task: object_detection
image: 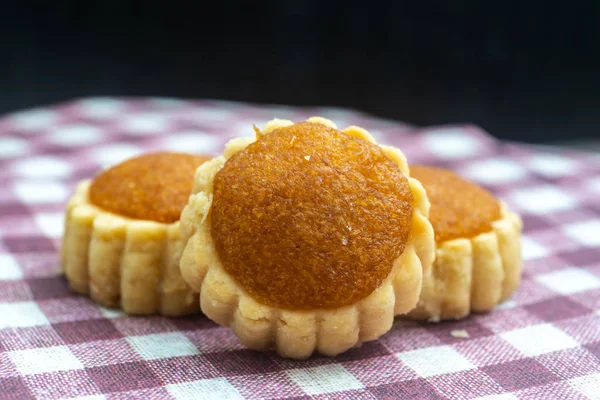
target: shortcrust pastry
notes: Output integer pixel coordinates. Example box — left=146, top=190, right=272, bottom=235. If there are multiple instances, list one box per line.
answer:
left=61, top=152, right=211, bottom=316
left=179, top=117, right=434, bottom=358
left=408, top=165, right=523, bottom=321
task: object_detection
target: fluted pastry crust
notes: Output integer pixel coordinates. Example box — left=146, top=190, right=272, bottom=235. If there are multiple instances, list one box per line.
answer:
left=180, top=117, right=434, bottom=358
left=61, top=181, right=199, bottom=316
left=409, top=202, right=522, bottom=321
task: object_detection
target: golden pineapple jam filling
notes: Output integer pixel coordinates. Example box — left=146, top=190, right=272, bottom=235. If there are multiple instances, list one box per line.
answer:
left=90, top=152, right=212, bottom=223
left=211, top=122, right=414, bottom=310
left=410, top=165, right=500, bottom=243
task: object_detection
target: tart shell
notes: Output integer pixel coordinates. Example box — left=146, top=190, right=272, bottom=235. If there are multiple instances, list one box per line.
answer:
left=408, top=202, right=523, bottom=321
left=61, top=181, right=199, bottom=316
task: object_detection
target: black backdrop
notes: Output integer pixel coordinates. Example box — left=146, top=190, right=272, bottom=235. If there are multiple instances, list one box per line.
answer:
left=2, top=1, right=599, bottom=143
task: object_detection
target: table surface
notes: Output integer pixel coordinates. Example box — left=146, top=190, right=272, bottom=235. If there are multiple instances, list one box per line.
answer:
left=0, top=97, right=599, bottom=400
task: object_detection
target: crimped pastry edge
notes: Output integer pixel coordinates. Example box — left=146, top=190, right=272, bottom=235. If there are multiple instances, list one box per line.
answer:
left=179, top=117, right=435, bottom=359
left=408, top=202, right=523, bottom=321
left=61, top=181, right=199, bottom=316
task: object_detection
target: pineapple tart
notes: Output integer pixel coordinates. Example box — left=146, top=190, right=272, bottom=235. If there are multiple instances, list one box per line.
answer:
left=408, top=165, right=523, bottom=321
left=179, top=117, right=435, bottom=358
left=61, top=152, right=211, bottom=316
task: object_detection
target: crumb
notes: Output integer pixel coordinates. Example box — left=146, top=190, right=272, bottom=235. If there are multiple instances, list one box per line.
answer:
left=290, top=136, right=296, bottom=145
left=304, top=155, right=311, bottom=161
left=450, top=329, right=470, bottom=339
left=200, top=194, right=213, bottom=225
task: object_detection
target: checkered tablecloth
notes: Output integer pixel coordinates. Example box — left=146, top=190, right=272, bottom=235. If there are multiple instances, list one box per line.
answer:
left=0, top=97, right=599, bottom=400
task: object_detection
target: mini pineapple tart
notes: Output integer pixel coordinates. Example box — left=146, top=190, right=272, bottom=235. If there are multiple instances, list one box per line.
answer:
left=408, top=165, right=523, bottom=322
left=61, top=152, right=212, bottom=316
left=179, top=117, right=434, bottom=359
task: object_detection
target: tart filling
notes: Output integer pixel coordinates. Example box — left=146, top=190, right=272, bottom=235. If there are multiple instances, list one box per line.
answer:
left=408, top=165, right=523, bottom=321
left=61, top=152, right=210, bottom=316
left=180, top=117, right=434, bottom=358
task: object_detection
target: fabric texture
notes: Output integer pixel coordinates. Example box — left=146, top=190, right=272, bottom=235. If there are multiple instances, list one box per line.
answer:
left=0, top=97, right=599, bottom=400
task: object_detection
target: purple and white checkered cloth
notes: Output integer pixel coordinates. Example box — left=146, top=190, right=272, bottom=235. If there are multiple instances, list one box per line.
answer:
left=0, top=97, right=599, bottom=399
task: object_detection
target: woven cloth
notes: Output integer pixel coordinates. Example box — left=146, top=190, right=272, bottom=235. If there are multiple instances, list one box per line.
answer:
left=0, top=97, right=599, bottom=400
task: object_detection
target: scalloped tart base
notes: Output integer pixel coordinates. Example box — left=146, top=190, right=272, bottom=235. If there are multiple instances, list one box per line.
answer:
left=408, top=203, right=522, bottom=321
left=61, top=181, right=199, bottom=316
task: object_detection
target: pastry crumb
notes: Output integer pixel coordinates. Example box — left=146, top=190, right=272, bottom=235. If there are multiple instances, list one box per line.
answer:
left=450, top=329, right=470, bottom=339
left=199, top=194, right=213, bottom=225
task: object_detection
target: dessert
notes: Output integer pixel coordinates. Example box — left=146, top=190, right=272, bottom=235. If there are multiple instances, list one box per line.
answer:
left=408, top=165, right=523, bottom=321
left=61, top=152, right=211, bottom=316
left=179, top=117, right=434, bottom=358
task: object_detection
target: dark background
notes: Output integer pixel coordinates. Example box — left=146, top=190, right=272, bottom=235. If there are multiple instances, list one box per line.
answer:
left=2, top=2, right=599, bottom=143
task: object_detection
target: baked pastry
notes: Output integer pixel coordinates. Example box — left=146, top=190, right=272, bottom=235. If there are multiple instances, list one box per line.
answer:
left=179, top=117, right=434, bottom=358
left=61, top=152, right=211, bottom=316
left=408, top=165, right=523, bottom=321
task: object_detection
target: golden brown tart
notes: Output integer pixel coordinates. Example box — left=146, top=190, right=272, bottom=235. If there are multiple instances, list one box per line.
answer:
left=408, top=165, right=523, bottom=321
left=179, top=117, right=435, bottom=358
left=61, top=152, right=211, bottom=316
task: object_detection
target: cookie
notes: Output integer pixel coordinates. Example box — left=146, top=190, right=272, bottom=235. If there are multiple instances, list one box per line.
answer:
left=408, top=165, right=523, bottom=321
left=61, top=152, right=211, bottom=316
left=179, top=118, right=434, bottom=358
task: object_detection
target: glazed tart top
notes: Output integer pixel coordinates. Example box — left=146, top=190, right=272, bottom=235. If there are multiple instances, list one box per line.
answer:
left=90, top=152, right=212, bottom=223
left=410, top=165, right=500, bottom=243
left=211, top=122, right=414, bottom=310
